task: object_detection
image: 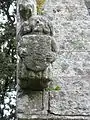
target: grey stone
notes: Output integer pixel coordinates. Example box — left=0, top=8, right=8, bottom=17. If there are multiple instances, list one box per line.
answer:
left=17, top=0, right=57, bottom=90
left=18, top=35, right=56, bottom=72
left=19, top=15, right=54, bottom=36
left=17, top=0, right=90, bottom=119
left=17, top=91, right=49, bottom=119
left=43, top=0, right=90, bottom=116
left=17, top=114, right=90, bottom=120
left=49, top=76, right=90, bottom=115
left=17, top=0, right=37, bottom=35
left=17, top=15, right=57, bottom=90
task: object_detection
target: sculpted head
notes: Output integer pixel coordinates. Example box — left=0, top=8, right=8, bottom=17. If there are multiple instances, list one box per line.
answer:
left=18, top=0, right=37, bottom=20
left=19, top=15, right=53, bottom=37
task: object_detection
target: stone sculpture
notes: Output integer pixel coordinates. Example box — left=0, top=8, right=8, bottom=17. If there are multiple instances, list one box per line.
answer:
left=17, top=2, right=57, bottom=90
left=18, top=0, right=37, bottom=20
left=17, top=0, right=90, bottom=119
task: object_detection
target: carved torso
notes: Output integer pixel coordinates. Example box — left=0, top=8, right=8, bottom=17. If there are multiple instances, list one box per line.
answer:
left=19, top=16, right=57, bottom=72
left=20, top=35, right=54, bottom=71
left=17, top=4, right=57, bottom=90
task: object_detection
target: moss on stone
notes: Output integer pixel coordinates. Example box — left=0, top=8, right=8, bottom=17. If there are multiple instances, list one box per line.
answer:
left=36, top=0, right=45, bottom=14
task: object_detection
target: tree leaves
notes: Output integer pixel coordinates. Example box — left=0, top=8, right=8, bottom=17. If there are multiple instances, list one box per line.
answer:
left=0, top=0, right=16, bottom=119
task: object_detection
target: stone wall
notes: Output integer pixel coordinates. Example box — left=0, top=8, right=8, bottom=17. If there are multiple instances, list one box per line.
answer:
left=17, top=0, right=90, bottom=119
left=85, top=0, right=90, bottom=14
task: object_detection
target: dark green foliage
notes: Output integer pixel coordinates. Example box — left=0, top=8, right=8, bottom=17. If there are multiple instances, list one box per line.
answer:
left=0, top=0, right=16, bottom=119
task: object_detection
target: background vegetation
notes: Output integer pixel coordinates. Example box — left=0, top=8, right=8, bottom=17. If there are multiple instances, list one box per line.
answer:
left=0, top=0, right=16, bottom=119
left=36, top=0, right=45, bottom=14
left=0, top=0, right=46, bottom=119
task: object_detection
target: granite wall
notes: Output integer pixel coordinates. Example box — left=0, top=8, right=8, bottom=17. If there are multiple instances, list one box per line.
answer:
left=17, top=0, right=90, bottom=119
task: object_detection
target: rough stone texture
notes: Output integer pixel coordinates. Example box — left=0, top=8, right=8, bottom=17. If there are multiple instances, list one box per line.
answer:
left=17, top=115, right=90, bottom=120
left=49, top=76, right=90, bottom=115
left=17, top=0, right=90, bottom=119
left=17, top=18, right=56, bottom=89
left=18, top=35, right=56, bottom=89
left=18, top=35, right=56, bottom=72
left=17, top=1, right=57, bottom=90
left=18, top=115, right=90, bottom=120
left=17, top=0, right=37, bottom=34
left=19, top=15, right=54, bottom=36
left=43, top=0, right=90, bottom=117
left=17, top=91, right=49, bottom=120
left=17, top=91, right=45, bottom=114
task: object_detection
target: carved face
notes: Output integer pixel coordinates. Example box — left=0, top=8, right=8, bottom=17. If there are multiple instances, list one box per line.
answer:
left=28, top=16, right=53, bottom=35
left=19, top=4, right=32, bottom=20
left=18, top=0, right=37, bottom=21
left=19, top=15, right=53, bottom=36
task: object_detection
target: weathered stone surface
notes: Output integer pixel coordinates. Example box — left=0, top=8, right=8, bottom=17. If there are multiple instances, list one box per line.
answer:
left=17, top=91, right=49, bottom=119
left=17, top=0, right=90, bottom=119
left=49, top=76, right=90, bottom=115
left=17, top=1, right=57, bottom=90
left=85, top=0, right=90, bottom=15
left=17, top=0, right=37, bottom=34
left=18, top=115, right=90, bottom=120
left=51, top=52, right=90, bottom=77
left=18, top=27, right=56, bottom=89
left=17, top=91, right=43, bottom=114
left=43, top=0, right=90, bottom=117
left=44, top=0, right=90, bottom=21
left=18, top=35, right=56, bottom=72
left=19, top=15, right=54, bottom=36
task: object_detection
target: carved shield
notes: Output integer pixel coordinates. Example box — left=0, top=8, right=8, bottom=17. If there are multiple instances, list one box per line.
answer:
left=19, top=35, right=54, bottom=72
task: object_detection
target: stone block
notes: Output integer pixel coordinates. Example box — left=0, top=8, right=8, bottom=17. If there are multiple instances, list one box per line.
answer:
left=49, top=76, right=90, bottom=115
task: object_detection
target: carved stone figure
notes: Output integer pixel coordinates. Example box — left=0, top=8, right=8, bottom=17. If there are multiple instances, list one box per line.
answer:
left=17, top=0, right=37, bottom=35
left=18, top=0, right=37, bottom=20
left=17, top=3, right=57, bottom=90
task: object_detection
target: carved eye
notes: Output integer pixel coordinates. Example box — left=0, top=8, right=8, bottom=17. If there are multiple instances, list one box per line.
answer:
left=36, top=20, right=40, bottom=24
left=19, top=4, right=32, bottom=20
